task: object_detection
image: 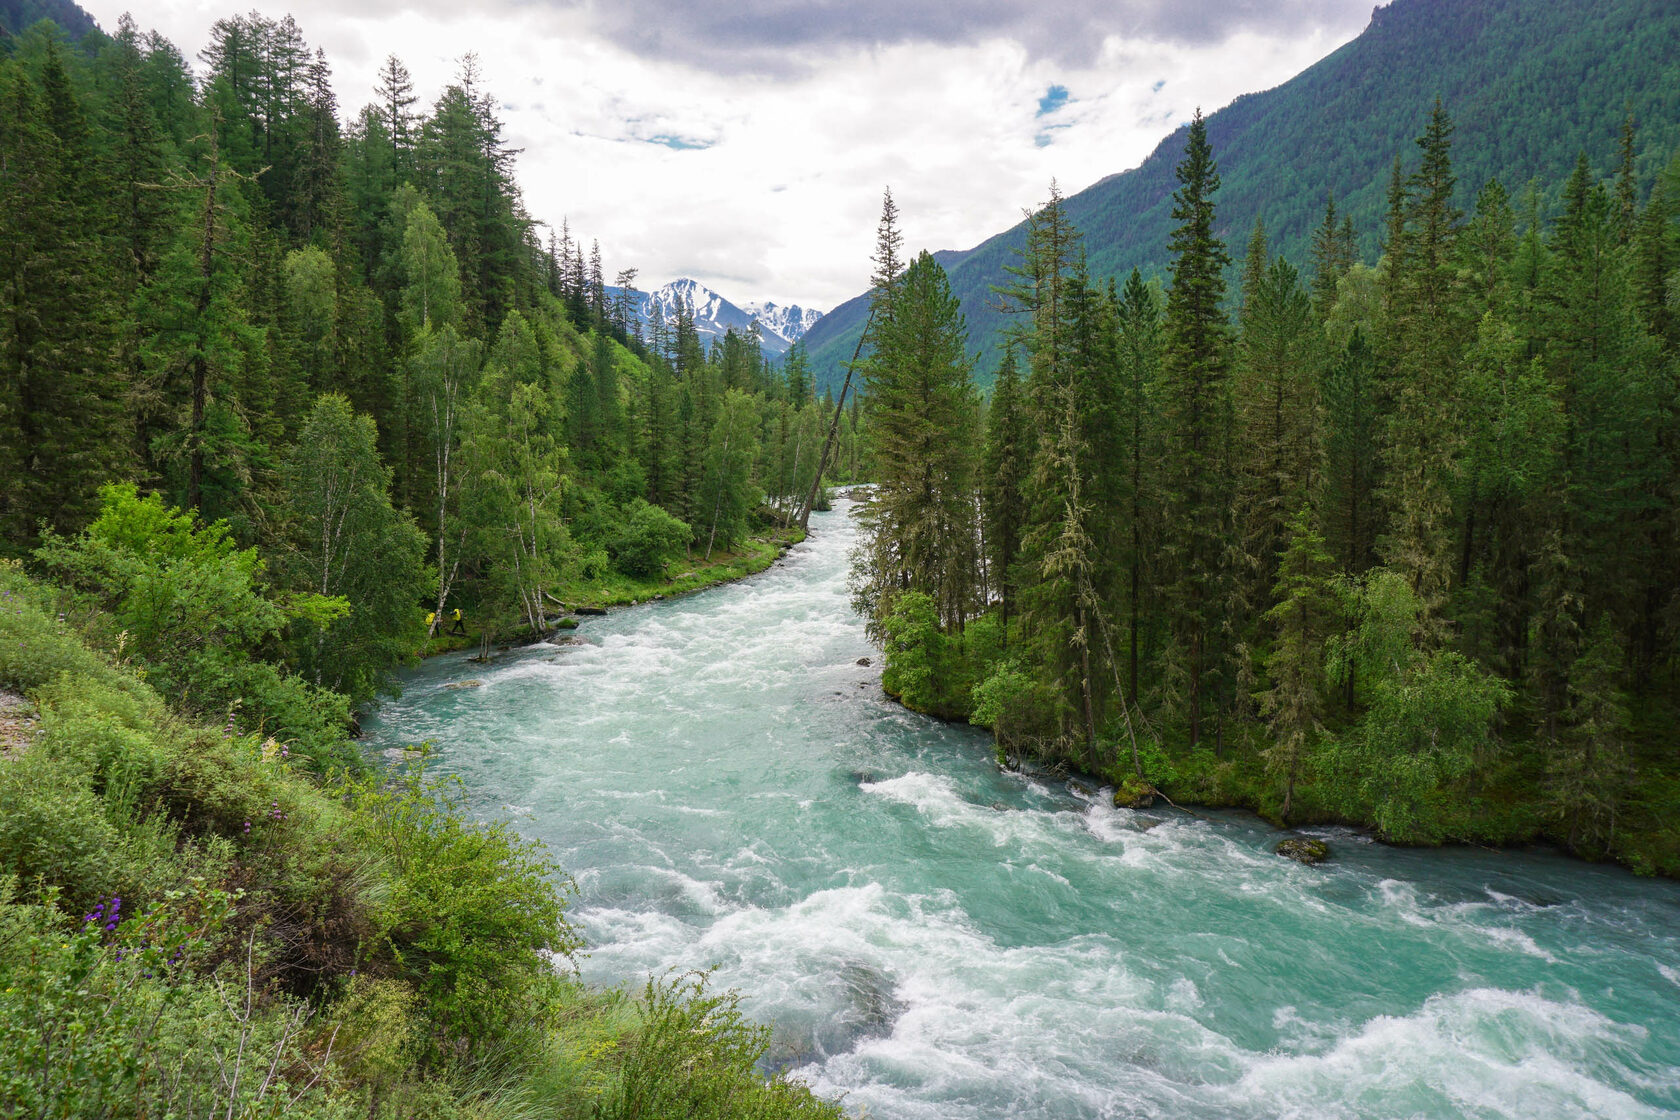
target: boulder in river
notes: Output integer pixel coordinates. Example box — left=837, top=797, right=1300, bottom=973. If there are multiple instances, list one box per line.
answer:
left=1112, top=777, right=1158, bottom=810
left=856, top=657, right=872, bottom=666
left=575, top=606, right=608, bottom=616
left=443, top=679, right=484, bottom=690
left=1276, top=837, right=1331, bottom=864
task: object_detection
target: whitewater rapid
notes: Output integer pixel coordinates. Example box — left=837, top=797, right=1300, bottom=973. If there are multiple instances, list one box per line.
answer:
left=364, top=500, right=1680, bottom=1119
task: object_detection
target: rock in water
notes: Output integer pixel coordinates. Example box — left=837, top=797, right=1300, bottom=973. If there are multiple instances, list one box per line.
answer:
left=1276, top=837, right=1331, bottom=864
left=1112, top=778, right=1157, bottom=809
left=443, top=679, right=484, bottom=690
left=856, top=657, right=872, bottom=666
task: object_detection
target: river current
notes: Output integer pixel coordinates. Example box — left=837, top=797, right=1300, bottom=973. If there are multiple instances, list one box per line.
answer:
left=363, top=499, right=1680, bottom=1119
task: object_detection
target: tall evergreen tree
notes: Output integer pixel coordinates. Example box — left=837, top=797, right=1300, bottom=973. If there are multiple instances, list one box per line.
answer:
left=1159, top=108, right=1235, bottom=750
left=854, top=250, right=982, bottom=634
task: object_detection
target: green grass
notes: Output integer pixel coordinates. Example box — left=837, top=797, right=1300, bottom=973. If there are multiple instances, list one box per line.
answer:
left=556, top=529, right=802, bottom=612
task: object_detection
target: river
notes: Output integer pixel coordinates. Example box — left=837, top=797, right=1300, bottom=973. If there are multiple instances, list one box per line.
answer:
left=362, top=499, right=1680, bottom=1119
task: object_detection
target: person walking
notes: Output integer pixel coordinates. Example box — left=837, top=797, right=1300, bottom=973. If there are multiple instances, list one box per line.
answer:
left=450, top=607, right=466, bottom=636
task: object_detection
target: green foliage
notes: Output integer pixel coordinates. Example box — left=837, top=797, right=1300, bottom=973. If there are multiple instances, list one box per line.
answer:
left=877, top=592, right=1004, bottom=722
left=1256, top=508, right=1339, bottom=820
left=609, top=499, right=691, bottom=578
left=855, top=245, right=982, bottom=635
left=695, top=389, right=763, bottom=559
left=343, top=766, right=582, bottom=1066
left=0, top=879, right=365, bottom=1120
left=34, top=484, right=354, bottom=767
left=1327, top=570, right=1511, bottom=842
left=585, top=972, right=845, bottom=1120
left=280, top=395, right=429, bottom=706
left=971, top=658, right=1059, bottom=763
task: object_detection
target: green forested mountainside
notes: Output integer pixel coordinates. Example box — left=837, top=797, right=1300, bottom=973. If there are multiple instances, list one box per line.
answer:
left=851, top=96, right=1680, bottom=873
left=804, top=0, right=1680, bottom=392
left=0, top=0, right=96, bottom=43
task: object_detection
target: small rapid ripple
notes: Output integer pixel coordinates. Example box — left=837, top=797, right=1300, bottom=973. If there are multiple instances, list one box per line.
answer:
left=364, top=502, right=1680, bottom=1120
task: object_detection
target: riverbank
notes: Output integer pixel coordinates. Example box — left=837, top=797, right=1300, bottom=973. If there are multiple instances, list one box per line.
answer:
left=885, top=676, right=1680, bottom=878
left=421, top=525, right=806, bottom=657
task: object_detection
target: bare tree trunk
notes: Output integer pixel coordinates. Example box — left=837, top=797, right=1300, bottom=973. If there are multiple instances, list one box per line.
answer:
left=799, top=310, right=875, bottom=530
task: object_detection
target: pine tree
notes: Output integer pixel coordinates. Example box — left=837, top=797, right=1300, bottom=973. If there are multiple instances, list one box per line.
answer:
left=854, top=250, right=981, bottom=634
left=1258, top=507, right=1337, bottom=820
left=1376, top=101, right=1469, bottom=635
left=375, top=54, right=418, bottom=189
left=1548, top=615, right=1632, bottom=854
left=1235, top=252, right=1317, bottom=599
left=1159, top=108, right=1235, bottom=750
left=1115, top=270, right=1163, bottom=703
left=1310, top=191, right=1357, bottom=319
left=0, top=56, right=129, bottom=540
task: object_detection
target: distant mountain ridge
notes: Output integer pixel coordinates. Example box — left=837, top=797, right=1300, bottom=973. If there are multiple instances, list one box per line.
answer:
left=801, top=0, right=1680, bottom=393
left=604, top=278, right=823, bottom=356
left=0, top=0, right=100, bottom=43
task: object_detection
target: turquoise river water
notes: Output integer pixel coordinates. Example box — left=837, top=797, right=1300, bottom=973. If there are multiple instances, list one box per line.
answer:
left=363, top=499, right=1680, bottom=1119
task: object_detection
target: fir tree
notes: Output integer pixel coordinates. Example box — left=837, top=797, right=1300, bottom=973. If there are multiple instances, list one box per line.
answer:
left=1159, top=108, right=1235, bottom=750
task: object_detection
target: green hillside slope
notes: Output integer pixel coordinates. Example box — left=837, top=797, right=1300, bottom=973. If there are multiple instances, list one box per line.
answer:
left=804, top=0, right=1680, bottom=393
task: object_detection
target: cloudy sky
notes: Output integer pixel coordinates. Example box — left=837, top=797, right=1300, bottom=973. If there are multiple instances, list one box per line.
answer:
left=83, top=0, right=1378, bottom=311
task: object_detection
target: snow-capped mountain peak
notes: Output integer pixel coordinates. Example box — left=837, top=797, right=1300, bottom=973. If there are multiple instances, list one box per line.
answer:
left=601, top=279, right=824, bottom=356
left=743, top=300, right=825, bottom=348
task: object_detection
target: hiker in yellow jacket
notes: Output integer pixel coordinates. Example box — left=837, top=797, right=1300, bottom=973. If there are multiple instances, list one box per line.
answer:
left=449, top=607, right=466, bottom=635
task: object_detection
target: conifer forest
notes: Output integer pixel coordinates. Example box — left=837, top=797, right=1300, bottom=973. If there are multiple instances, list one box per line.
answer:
left=856, top=105, right=1680, bottom=870
left=3, top=2, right=1680, bottom=1118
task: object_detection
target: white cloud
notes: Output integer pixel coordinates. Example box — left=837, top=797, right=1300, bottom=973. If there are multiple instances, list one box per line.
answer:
left=80, top=1, right=1373, bottom=310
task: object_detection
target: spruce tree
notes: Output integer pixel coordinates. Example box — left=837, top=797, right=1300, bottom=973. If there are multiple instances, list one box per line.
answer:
left=854, top=250, right=981, bottom=634
left=1116, top=270, right=1163, bottom=703
left=1159, top=108, right=1235, bottom=750
left=1258, top=507, right=1337, bottom=820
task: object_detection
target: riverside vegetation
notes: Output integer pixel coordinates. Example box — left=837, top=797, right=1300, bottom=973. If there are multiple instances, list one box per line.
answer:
left=0, top=6, right=858, bottom=1117
left=850, top=105, right=1680, bottom=876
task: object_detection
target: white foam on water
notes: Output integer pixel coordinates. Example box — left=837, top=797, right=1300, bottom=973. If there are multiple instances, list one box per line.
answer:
left=1227, top=987, right=1663, bottom=1120
left=1479, top=924, right=1561, bottom=964
left=861, top=771, right=1088, bottom=850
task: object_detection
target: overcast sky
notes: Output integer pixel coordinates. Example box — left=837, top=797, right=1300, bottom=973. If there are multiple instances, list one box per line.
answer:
left=82, top=0, right=1379, bottom=311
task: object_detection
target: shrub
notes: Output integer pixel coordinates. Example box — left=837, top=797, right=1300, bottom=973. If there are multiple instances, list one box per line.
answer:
left=609, top=500, right=691, bottom=578
left=972, top=659, right=1059, bottom=762
left=0, top=750, right=179, bottom=912
left=344, top=768, right=582, bottom=1066
left=588, top=972, right=844, bottom=1120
